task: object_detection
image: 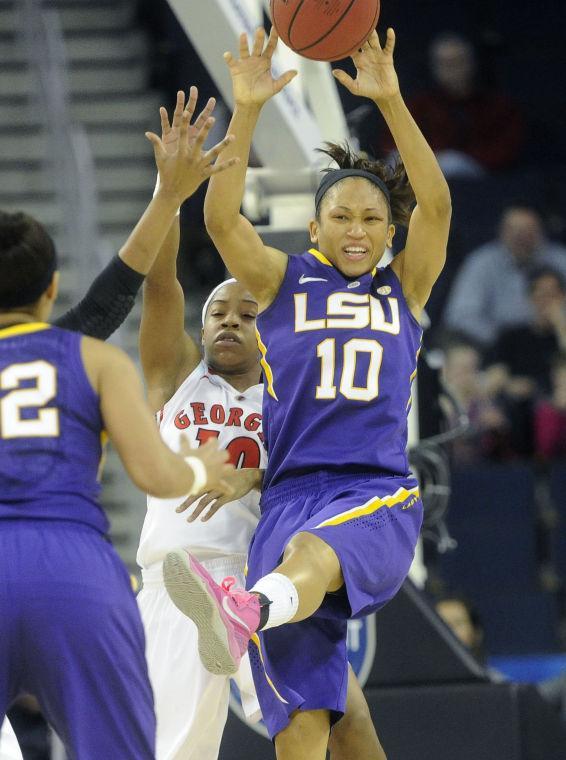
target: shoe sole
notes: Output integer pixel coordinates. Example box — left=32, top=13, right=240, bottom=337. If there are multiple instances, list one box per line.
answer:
left=163, top=551, right=238, bottom=676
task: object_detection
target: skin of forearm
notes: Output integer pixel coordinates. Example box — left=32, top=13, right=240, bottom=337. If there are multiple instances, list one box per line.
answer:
left=145, top=218, right=180, bottom=287
left=118, top=192, right=182, bottom=275
left=146, top=448, right=196, bottom=500
left=377, top=93, right=450, bottom=213
left=204, top=104, right=261, bottom=231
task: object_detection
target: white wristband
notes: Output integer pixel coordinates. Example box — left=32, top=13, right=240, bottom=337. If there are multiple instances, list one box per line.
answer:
left=153, top=174, right=180, bottom=216
left=184, top=456, right=208, bottom=496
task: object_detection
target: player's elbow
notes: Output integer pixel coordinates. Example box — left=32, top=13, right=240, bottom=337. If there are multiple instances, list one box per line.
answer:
left=204, top=206, right=238, bottom=237
left=430, top=185, right=452, bottom=219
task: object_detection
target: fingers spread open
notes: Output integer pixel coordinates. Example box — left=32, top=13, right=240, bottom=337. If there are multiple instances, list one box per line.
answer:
left=368, top=29, right=381, bottom=50
left=190, top=116, right=215, bottom=157
left=252, top=27, right=266, bottom=57
left=192, top=96, right=216, bottom=133
left=187, top=492, right=218, bottom=522
left=202, top=133, right=234, bottom=164
left=264, top=26, right=279, bottom=59
left=332, top=69, right=356, bottom=91
left=183, top=86, right=197, bottom=122
left=273, top=69, right=298, bottom=94
left=384, top=27, right=395, bottom=54
left=159, top=106, right=171, bottom=136
left=239, top=32, right=250, bottom=59
left=201, top=496, right=229, bottom=522
left=207, top=157, right=240, bottom=177
left=145, top=131, right=166, bottom=161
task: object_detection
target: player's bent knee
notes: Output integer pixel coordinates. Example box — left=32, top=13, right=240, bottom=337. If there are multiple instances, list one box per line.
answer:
left=283, top=532, right=343, bottom=590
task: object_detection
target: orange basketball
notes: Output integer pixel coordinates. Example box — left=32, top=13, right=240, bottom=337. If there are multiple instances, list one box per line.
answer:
left=270, top=0, right=380, bottom=62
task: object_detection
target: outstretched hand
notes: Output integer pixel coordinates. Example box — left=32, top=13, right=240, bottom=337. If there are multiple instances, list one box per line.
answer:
left=177, top=467, right=263, bottom=523
left=225, top=27, right=298, bottom=108
left=332, top=28, right=400, bottom=104
left=146, top=88, right=240, bottom=203
left=159, top=87, right=216, bottom=155
left=177, top=435, right=235, bottom=503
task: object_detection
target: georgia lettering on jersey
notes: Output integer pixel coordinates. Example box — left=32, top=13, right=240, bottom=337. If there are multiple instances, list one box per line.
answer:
left=137, top=361, right=266, bottom=569
left=256, top=249, right=422, bottom=489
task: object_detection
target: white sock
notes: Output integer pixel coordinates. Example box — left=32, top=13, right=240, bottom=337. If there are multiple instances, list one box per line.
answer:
left=250, top=573, right=299, bottom=630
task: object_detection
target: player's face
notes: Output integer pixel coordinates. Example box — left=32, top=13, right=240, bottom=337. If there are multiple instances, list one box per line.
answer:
left=309, top=179, right=395, bottom=278
left=202, top=283, right=260, bottom=373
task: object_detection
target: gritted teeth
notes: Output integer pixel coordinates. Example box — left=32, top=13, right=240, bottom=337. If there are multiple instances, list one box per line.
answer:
left=344, top=246, right=368, bottom=253
left=215, top=332, right=240, bottom=343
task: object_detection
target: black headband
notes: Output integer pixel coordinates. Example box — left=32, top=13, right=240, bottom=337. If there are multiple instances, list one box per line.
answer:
left=315, top=169, right=391, bottom=214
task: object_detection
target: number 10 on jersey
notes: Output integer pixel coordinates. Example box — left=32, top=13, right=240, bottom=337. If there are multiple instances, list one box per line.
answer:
left=316, top=338, right=383, bottom=402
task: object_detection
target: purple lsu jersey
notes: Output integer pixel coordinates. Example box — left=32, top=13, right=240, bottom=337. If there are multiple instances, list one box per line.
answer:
left=256, top=249, right=422, bottom=489
left=0, top=322, right=108, bottom=534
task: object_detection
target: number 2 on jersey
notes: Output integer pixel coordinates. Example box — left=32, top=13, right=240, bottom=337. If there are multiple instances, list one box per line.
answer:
left=0, top=360, right=59, bottom=438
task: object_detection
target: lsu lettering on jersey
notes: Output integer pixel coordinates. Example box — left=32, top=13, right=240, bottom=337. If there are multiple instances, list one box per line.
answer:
left=256, top=249, right=422, bottom=489
left=0, top=323, right=107, bottom=533
left=136, top=361, right=266, bottom=569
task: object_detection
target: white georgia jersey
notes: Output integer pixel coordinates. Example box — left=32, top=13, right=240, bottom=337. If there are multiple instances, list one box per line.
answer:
left=137, top=361, right=265, bottom=569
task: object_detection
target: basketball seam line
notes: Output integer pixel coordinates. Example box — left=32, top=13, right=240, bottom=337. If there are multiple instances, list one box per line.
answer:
left=291, top=0, right=357, bottom=53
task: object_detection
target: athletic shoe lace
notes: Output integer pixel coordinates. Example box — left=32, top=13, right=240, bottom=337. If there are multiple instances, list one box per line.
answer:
left=221, top=576, right=252, bottom=609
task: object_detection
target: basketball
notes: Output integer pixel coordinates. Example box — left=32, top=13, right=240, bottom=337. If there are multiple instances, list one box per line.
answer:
left=270, top=0, right=380, bottom=62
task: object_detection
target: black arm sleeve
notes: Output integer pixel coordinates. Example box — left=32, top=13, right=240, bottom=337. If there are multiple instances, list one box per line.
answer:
left=54, top=256, right=145, bottom=340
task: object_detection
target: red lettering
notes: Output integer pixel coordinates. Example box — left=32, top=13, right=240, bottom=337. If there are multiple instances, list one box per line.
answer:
left=195, top=428, right=262, bottom=469
left=174, top=410, right=190, bottom=429
left=196, top=428, right=220, bottom=446
left=226, top=437, right=261, bottom=468
left=190, top=402, right=208, bottom=425
left=226, top=407, right=243, bottom=427
left=244, top=412, right=262, bottom=432
left=210, top=404, right=226, bottom=425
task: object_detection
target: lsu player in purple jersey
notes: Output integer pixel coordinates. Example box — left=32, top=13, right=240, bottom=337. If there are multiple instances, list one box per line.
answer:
left=163, top=26, right=451, bottom=759
left=135, top=92, right=385, bottom=760
left=0, top=110, right=237, bottom=759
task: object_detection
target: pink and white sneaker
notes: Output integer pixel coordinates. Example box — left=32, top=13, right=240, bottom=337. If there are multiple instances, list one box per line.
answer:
left=163, top=550, right=260, bottom=676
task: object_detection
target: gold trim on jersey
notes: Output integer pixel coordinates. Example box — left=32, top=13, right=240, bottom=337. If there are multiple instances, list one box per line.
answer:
left=97, top=430, right=109, bottom=482
left=250, top=632, right=289, bottom=704
left=0, top=322, right=50, bottom=340
left=255, top=327, right=278, bottom=400
left=405, top=340, right=422, bottom=412
left=307, top=248, right=333, bottom=267
left=315, top=486, right=420, bottom=528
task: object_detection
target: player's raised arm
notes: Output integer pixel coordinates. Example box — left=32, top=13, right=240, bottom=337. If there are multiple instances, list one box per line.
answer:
left=139, top=91, right=212, bottom=412
left=81, top=337, right=234, bottom=499
left=333, top=29, right=451, bottom=316
left=126, top=100, right=239, bottom=278
left=204, top=28, right=294, bottom=310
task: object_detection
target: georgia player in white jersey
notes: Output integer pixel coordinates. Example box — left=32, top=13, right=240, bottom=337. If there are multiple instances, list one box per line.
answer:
left=136, top=251, right=264, bottom=758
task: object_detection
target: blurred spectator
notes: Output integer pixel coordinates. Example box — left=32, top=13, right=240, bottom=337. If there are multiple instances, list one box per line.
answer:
left=435, top=592, right=566, bottom=726
left=485, top=268, right=566, bottom=399
left=440, top=337, right=513, bottom=463
left=534, top=354, right=566, bottom=461
left=434, top=593, right=486, bottom=662
left=443, top=206, right=566, bottom=347
left=379, top=33, right=525, bottom=176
